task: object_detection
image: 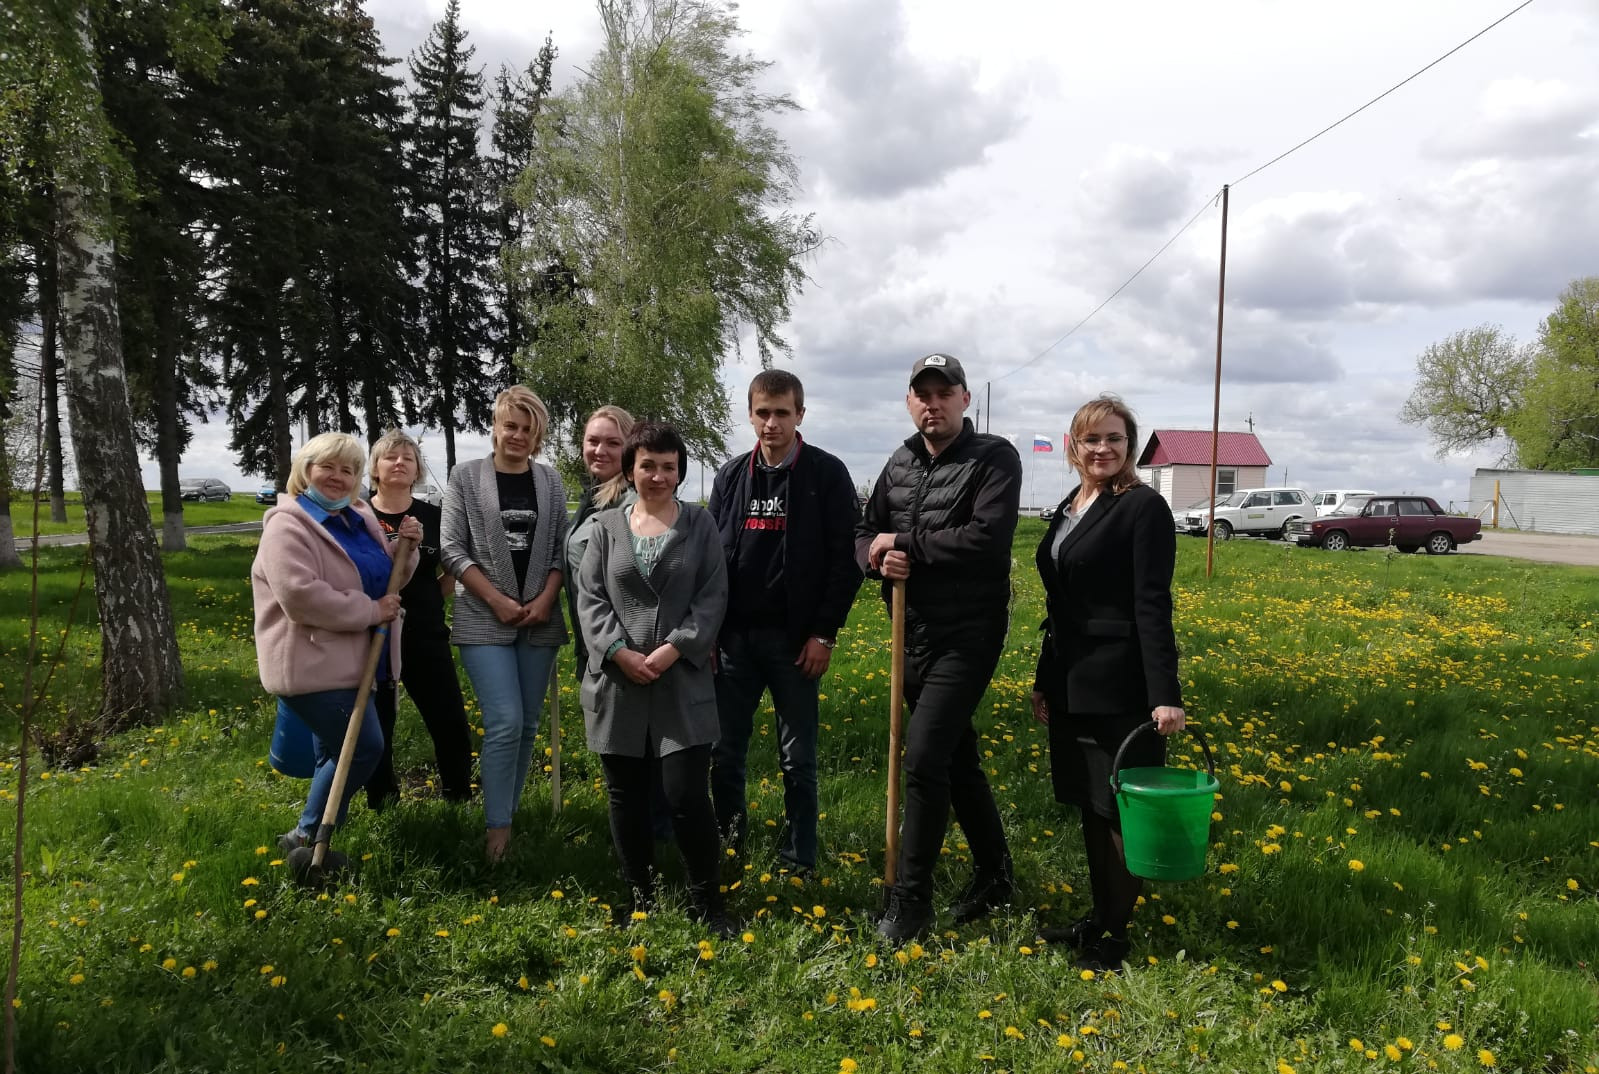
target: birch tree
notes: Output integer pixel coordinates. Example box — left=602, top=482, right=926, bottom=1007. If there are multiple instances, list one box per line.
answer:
left=516, top=0, right=820, bottom=461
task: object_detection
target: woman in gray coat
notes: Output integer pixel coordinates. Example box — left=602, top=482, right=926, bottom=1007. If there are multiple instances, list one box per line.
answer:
left=441, top=386, right=569, bottom=863
left=575, top=422, right=732, bottom=935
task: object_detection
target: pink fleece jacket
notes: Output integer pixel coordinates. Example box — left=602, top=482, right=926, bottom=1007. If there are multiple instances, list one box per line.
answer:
left=251, top=499, right=418, bottom=697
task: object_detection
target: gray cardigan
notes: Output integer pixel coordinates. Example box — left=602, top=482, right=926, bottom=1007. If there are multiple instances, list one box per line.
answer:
left=575, top=503, right=727, bottom=757
left=440, top=456, right=569, bottom=647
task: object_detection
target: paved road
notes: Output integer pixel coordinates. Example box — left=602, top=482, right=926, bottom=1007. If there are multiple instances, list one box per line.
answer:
left=18, top=520, right=1599, bottom=567
left=1457, top=529, right=1599, bottom=568
left=14, top=521, right=263, bottom=551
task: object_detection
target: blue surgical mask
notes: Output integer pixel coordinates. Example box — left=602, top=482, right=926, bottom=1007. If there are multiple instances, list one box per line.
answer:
left=302, top=486, right=352, bottom=513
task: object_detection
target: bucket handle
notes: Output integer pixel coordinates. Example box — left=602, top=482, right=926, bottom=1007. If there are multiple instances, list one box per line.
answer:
left=1110, top=719, right=1216, bottom=795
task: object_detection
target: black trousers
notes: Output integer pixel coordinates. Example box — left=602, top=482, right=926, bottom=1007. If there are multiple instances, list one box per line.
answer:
left=600, top=744, right=719, bottom=894
left=894, top=624, right=1011, bottom=902
left=368, top=631, right=474, bottom=805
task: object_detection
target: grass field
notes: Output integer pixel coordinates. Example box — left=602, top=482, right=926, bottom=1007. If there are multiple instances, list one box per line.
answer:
left=7, top=491, right=267, bottom=538
left=3, top=525, right=1597, bottom=1073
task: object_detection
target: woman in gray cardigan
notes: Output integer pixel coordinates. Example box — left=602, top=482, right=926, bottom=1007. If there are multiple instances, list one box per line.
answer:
left=440, top=386, right=569, bottom=863
left=575, top=423, right=732, bottom=935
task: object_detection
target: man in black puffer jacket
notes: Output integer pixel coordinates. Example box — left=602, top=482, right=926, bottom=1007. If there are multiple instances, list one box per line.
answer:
left=857, top=352, right=1022, bottom=943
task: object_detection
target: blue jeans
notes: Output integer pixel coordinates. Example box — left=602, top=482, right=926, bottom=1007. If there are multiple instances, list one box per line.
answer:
left=458, top=642, right=558, bottom=829
left=281, top=687, right=385, bottom=835
left=711, top=626, right=820, bottom=869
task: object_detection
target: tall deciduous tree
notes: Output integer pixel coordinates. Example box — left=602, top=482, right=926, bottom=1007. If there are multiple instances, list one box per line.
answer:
left=1399, top=324, right=1529, bottom=460
left=406, top=0, right=495, bottom=471
left=1509, top=277, right=1599, bottom=470
left=2, top=0, right=222, bottom=731
left=517, top=0, right=819, bottom=462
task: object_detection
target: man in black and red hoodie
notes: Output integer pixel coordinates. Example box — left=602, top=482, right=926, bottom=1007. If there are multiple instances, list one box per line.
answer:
left=708, top=369, right=863, bottom=875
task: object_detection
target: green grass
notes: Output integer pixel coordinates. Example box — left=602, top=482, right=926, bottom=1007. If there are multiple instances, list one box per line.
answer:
left=7, top=491, right=266, bottom=538
left=3, top=526, right=1598, bottom=1073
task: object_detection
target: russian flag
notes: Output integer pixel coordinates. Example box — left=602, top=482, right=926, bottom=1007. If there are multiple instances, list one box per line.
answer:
left=1032, top=435, right=1053, bottom=453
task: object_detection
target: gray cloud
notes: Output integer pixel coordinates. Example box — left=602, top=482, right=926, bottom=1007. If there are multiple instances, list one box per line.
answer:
left=779, top=0, right=1025, bottom=199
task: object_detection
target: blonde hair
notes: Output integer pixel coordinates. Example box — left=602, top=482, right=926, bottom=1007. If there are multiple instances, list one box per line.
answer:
left=286, top=432, right=367, bottom=497
left=585, top=404, right=636, bottom=509
left=491, top=385, right=550, bottom=458
left=368, top=428, right=427, bottom=491
left=1067, top=394, right=1142, bottom=495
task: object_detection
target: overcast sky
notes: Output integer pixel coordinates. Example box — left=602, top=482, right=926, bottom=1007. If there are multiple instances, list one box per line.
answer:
left=152, top=0, right=1599, bottom=511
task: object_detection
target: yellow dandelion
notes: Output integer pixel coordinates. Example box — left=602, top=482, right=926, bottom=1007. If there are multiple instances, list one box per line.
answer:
left=1444, top=1035, right=1464, bottom=1051
left=1385, top=1044, right=1402, bottom=1061
left=68, top=973, right=85, bottom=986
left=491, top=1023, right=508, bottom=1039
left=1478, top=1049, right=1496, bottom=1067
left=269, top=975, right=286, bottom=988
left=839, top=1060, right=858, bottom=1074
left=1271, top=979, right=1287, bottom=993
left=1348, top=860, right=1365, bottom=872
left=161, top=958, right=177, bottom=971
left=181, top=966, right=196, bottom=979
left=741, top=932, right=755, bottom=943
left=386, top=927, right=401, bottom=938
left=540, top=1036, right=556, bottom=1047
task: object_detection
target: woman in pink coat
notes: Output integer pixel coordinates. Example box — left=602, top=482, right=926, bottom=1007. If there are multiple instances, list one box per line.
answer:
left=252, top=432, right=420, bottom=853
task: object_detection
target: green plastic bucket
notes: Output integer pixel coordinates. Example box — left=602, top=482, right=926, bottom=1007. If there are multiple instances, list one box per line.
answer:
left=1111, top=722, right=1218, bottom=882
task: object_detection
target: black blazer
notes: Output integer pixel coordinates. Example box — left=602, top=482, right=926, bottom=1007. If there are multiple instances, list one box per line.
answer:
left=1033, top=483, right=1182, bottom=716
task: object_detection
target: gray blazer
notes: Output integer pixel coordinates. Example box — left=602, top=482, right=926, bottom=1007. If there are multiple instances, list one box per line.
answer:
left=575, top=503, right=727, bottom=757
left=440, top=456, right=569, bottom=647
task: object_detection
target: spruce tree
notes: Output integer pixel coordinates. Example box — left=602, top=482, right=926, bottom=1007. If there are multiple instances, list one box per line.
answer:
left=486, top=37, right=556, bottom=389
left=97, top=1, right=222, bottom=550
left=406, top=0, right=495, bottom=472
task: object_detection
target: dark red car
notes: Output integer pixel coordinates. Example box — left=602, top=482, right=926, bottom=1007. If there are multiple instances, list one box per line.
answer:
left=1283, top=495, right=1482, bottom=554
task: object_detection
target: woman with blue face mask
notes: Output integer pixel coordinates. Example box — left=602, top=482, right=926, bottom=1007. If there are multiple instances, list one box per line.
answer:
left=252, top=432, right=422, bottom=855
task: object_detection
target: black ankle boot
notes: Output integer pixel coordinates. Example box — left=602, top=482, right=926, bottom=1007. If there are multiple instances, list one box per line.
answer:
left=689, top=884, right=738, bottom=939
left=951, top=860, right=1015, bottom=924
left=610, top=876, right=656, bottom=927
left=876, top=886, right=935, bottom=944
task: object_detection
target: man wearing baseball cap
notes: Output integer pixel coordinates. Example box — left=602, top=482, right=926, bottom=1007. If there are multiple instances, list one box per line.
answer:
left=856, top=352, right=1022, bottom=942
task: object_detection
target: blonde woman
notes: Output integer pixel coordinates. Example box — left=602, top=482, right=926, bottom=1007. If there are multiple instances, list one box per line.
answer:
left=364, top=429, right=473, bottom=806
left=440, top=386, right=570, bottom=862
left=565, top=405, right=636, bottom=672
left=252, top=432, right=420, bottom=853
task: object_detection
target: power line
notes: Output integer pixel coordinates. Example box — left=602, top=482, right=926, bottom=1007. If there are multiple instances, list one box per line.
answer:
left=992, top=192, right=1219, bottom=383
left=1230, top=0, right=1537, bottom=187
left=988, top=0, right=1536, bottom=386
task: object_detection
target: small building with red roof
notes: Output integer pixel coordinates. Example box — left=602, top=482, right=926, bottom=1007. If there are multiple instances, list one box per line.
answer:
left=1134, top=429, right=1272, bottom=510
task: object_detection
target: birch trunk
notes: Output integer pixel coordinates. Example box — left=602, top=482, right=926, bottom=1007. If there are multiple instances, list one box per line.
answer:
left=54, top=13, right=184, bottom=726
left=37, top=237, right=68, bottom=523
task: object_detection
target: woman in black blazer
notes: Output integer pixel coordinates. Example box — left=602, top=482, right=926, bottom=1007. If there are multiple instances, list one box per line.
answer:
left=1031, top=394, right=1186, bottom=972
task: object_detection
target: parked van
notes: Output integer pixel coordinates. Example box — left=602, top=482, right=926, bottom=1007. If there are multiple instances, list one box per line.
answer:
left=1312, top=489, right=1377, bottom=517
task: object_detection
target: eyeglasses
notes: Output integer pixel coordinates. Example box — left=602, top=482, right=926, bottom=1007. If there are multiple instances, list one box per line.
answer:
left=1076, top=434, right=1127, bottom=448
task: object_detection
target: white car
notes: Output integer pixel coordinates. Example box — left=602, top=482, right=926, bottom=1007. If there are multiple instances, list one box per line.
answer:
left=412, top=483, right=442, bottom=506
left=1311, top=489, right=1377, bottom=517
left=1183, top=487, right=1313, bottom=540
left=1173, top=496, right=1223, bottom=535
